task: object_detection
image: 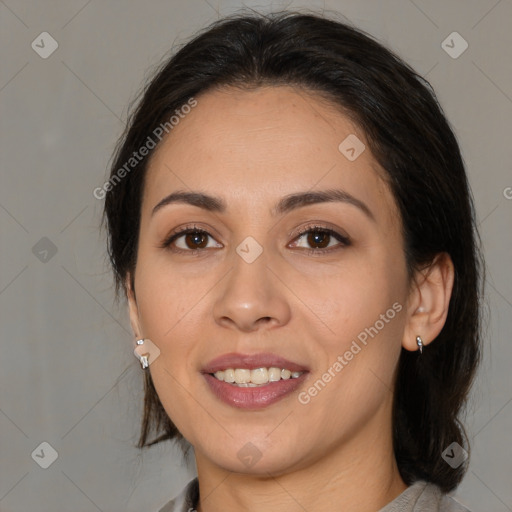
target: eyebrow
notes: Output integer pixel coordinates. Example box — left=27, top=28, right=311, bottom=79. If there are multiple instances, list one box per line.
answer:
left=151, top=188, right=375, bottom=221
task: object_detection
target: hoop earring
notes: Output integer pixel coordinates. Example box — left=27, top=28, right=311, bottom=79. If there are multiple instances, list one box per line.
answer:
left=416, top=336, right=423, bottom=354
left=135, top=339, right=149, bottom=369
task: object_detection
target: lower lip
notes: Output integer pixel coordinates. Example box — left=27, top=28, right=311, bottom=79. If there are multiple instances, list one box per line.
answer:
left=203, top=373, right=307, bottom=409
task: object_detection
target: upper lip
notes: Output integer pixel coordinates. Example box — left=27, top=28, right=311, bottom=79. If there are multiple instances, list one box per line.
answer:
left=202, top=352, right=309, bottom=374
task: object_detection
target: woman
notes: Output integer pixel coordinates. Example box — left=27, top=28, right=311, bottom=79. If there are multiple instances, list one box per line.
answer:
left=103, top=10, right=482, bottom=512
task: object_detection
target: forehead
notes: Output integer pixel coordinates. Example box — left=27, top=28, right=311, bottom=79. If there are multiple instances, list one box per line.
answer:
left=143, top=85, right=398, bottom=225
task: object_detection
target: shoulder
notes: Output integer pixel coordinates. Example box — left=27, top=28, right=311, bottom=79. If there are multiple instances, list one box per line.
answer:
left=379, top=480, right=474, bottom=512
left=439, top=493, right=474, bottom=512
left=157, top=477, right=199, bottom=512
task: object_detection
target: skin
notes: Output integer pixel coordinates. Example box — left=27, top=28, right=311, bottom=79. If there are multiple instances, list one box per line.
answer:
left=127, top=85, right=454, bottom=511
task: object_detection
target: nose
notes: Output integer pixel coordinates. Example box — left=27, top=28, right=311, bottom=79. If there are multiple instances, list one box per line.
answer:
left=212, top=248, right=292, bottom=333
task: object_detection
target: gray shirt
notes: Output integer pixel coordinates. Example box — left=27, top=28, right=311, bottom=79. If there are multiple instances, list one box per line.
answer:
left=157, top=478, right=473, bottom=511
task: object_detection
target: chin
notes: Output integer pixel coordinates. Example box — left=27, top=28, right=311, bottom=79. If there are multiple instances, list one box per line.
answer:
left=194, top=429, right=311, bottom=476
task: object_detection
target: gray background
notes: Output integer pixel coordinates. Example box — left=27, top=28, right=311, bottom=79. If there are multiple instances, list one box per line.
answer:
left=1, top=0, right=511, bottom=511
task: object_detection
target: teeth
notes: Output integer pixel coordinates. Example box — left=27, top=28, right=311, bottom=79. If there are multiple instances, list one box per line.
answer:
left=212, top=367, right=304, bottom=385
left=268, top=367, right=281, bottom=382
left=250, top=368, right=268, bottom=384
left=234, top=369, right=251, bottom=384
left=281, top=369, right=291, bottom=380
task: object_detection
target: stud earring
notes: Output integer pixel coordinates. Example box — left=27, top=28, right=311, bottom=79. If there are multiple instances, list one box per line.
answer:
left=135, top=339, right=149, bottom=369
left=416, top=335, right=423, bottom=354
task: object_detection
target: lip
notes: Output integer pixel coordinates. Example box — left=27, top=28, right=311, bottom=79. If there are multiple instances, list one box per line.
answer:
left=202, top=352, right=308, bottom=374
left=203, top=373, right=307, bottom=409
left=201, top=352, right=309, bottom=410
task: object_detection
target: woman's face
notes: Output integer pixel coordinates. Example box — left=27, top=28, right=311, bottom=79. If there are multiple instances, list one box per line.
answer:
left=129, top=85, right=412, bottom=474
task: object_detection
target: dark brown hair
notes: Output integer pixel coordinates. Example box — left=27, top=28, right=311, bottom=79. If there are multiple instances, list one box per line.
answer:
left=103, top=10, right=483, bottom=492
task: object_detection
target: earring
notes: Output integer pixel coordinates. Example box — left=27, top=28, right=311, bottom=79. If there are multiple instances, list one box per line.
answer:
left=416, top=336, right=423, bottom=354
left=136, top=339, right=149, bottom=369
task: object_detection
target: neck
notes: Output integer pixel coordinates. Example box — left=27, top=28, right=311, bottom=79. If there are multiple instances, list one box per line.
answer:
left=194, top=398, right=408, bottom=512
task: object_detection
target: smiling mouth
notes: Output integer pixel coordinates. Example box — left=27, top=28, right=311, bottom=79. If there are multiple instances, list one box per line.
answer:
left=210, top=367, right=304, bottom=386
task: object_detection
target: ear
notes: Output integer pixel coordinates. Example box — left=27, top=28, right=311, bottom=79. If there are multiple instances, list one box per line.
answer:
left=126, top=273, right=143, bottom=338
left=402, top=252, right=455, bottom=351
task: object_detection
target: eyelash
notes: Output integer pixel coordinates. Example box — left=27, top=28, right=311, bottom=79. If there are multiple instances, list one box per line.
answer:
left=160, top=223, right=351, bottom=256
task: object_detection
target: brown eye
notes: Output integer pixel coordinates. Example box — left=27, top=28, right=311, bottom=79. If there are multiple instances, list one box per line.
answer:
left=306, top=230, right=331, bottom=249
left=182, top=232, right=209, bottom=249
left=290, top=226, right=350, bottom=253
left=161, top=226, right=222, bottom=253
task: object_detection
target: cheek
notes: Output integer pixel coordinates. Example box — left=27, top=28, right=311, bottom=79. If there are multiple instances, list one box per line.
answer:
left=133, top=257, right=212, bottom=424
left=292, top=251, right=407, bottom=407
left=293, top=252, right=404, bottom=341
left=136, top=283, right=196, bottom=366
left=135, top=284, right=200, bottom=435
left=134, top=252, right=201, bottom=340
